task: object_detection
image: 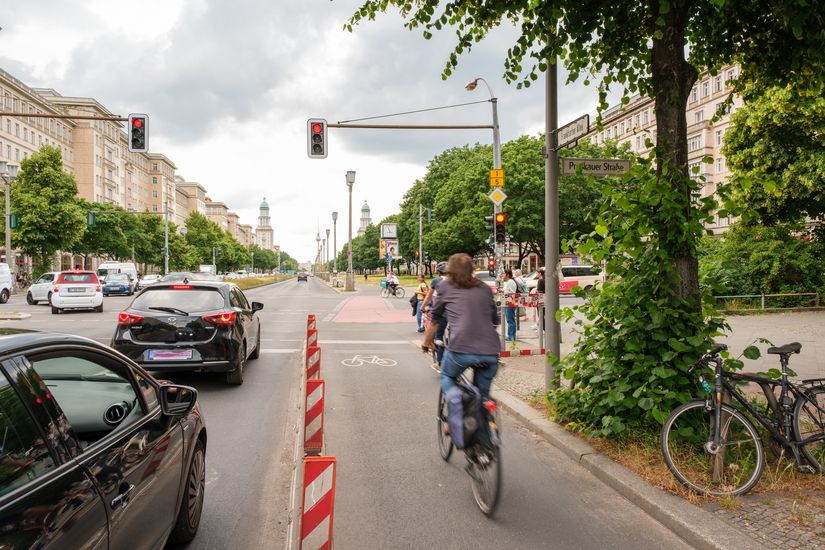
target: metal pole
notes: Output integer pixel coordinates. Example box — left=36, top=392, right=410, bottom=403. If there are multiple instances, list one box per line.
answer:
left=346, top=179, right=354, bottom=291
left=332, top=212, right=338, bottom=273
left=325, top=229, right=330, bottom=266
left=4, top=179, right=13, bottom=293
left=163, top=201, right=169, bottom=275
left=545, top=48, right=561, bottom=391
left=491, top=94, right=506, bottom=350
left=418, top=204, right=423, bottom=275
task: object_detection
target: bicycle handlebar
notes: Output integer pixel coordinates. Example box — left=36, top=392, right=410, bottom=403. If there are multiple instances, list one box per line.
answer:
left=688, top=343, right=728, bottom=372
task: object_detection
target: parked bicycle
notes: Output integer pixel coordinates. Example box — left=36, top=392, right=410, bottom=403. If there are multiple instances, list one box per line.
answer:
left=379, top=280, right=405, bottom=299
left=660, top=342, right=825, bottom=496
left=430, top=341, right=502, bottom=516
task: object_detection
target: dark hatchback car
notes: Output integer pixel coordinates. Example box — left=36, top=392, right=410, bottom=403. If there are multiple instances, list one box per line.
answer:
left=102, top=273, right=134, bottom=296
left=0, top=329, right=206, bottom=549
left=111, top=282, right=263, bottom=385
left=297, top=272, right=308, bottom=282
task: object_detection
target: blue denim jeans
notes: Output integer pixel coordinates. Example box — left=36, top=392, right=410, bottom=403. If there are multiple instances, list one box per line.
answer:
left=416, top=300, right=424, bottom=329
left=434, top=317, right=448, bottom=363
left=440, top=350, right=499, bottom=398
left=505, top=306, right=517, bottom=341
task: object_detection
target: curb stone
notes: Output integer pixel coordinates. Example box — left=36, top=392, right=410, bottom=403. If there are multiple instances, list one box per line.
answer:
left=492, top=386, right=768, bottom=550
left=0, top=312, right=31, bottom=320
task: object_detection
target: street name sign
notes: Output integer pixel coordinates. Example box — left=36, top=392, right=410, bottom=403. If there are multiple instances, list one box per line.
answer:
left=489, top=168, right=505, bottom=188
left=556, top=114, right=590, bottom=149
left=488, top=188, right=507, bottom=206
left=560, top=157, right=631, bottom=177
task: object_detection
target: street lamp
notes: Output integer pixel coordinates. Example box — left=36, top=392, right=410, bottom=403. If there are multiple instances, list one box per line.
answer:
left=315, top=231, right=321, bottom=273
left=345, top=170, right=355, bottom=291
left=331, top=211, right=338, bottom=273
left=467, top=76, right=505, bottom=349
left=0, top=161, right=20, bottom=292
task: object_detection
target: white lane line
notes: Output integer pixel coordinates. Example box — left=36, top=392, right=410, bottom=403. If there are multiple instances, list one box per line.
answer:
left=260, top=348, right=300, bottom=354
left=279, top=339, right=303, bottom=342
left=318, top=340, right=411, bottom=345
left=322, top=313, right=334, bottom=322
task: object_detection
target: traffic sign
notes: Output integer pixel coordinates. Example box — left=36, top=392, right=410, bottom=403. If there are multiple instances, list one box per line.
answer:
left=488, top=188, right=507, bottom=206
left=560, top=157, right=631, bottom=177
left=556, top=114, right=590, bottom=149
left=489, top=168, right=505, bottom=188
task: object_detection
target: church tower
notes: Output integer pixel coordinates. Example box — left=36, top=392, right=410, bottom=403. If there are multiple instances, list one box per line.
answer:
left=357, top=201, right=371, bottom=236
left=255, top=197, right=275, bottom=251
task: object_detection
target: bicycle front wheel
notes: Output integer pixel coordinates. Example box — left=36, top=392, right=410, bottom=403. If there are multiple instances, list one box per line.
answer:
left=437, top=390, right=453, bottom=461
left=471, top=445, right=501, bottom=516
left=794, top=386, right=825, bottom=472
left=661, top=400, right=764, bottom=496
left=380, top=288, right=390, bottom=298
left=394, top=287, right=406, bottom=298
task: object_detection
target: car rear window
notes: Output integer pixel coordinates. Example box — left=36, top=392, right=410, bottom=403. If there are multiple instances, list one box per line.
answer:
left=58, top=273, right=98, bottom=284
left=131, top=287, right=226, bottom=312
left=108, top=274, right=130, bottom=281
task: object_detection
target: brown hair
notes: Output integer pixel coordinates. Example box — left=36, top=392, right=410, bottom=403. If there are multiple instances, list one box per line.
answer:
left=446, top=253, right=483, bottom=289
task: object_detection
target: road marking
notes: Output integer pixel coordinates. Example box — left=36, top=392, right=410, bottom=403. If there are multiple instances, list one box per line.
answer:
left=340, top=355, right=397, bottom=367
left=260, top=348, right=300, bottom=354
left=319, top=340, right=410, bottom=345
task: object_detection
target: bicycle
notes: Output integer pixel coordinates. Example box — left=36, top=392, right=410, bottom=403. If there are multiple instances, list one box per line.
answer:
left=430, top=341, right=502, bottom=516
left=660, top=342, right=825, bottom=496
left=379, top=280, right=406, bottom=299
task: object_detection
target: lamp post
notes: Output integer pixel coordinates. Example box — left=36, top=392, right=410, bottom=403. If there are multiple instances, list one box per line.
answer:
left=345, top=170, right=355, bottom=291
left=0, top=161, right=19, bottom=292
left=163, top=200, right=170, bottom=275
left=315, top=231, right=321, bottom=273
left=466, top=77, right=505, bottom=349
left=332, top=212, right=338, bottom=273
left=325, top=228, right=330, bottom=266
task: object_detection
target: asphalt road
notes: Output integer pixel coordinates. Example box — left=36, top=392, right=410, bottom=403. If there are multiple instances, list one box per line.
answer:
left=0, top=279, right=693, bottom=549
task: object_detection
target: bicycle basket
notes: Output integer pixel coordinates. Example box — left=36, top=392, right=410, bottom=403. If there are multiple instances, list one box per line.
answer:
left=379, top=280, right=388, bottom=288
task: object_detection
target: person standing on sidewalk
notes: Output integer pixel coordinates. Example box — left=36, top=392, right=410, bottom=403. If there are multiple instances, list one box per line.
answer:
left=415, top=275, right=428, bottom=333
left=503, top=269, right=518, bottom=342
left=532, top=268, right=545, bottom=330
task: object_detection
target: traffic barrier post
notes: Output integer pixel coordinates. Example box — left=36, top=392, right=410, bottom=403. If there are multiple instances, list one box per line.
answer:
left=300, top=456, right=336, bottom=550
left=304, top=379, right=325, bottom=455
left=307, top=328, right=318, bottom=348
left=307, top=314, right=316, bottom=332
left=306, top=345, right=321, bottom=380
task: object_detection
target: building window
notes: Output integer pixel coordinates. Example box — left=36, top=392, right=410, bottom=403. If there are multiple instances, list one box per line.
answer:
left=152, top=190, right=158, bottom=198
left=635, top=136, right=641, bottom=149
left=14, top=123, right=19, bottom=137
left=688, top=135, right=702, bottom=152
left=606, top=128, right=611, bottom=138
left=716, top=130, right=723, bottom=146
left=634, top=114, right=640, bottom=127
left=613, top=125, right=618, bottom=137
left=152, top=205, right=158, bottom=212
left=688, top=161, right=702, bottom=180
left=726, top=68, right=736, bottom=83
left=15, top=148, right=19, bottom=161
left=717, top=158, right=725, bottom=173
left=714, top=76, right=722, bottom=93
left=152, top=177, right=158, bottom=185
left=643, top=110, right=650, bottom=124
left=691, top=87, right=698, bottom=102
left=702, top=81, right=710, bottom=97
left=694, top=110, right=704, bottom=123
left=152, top=163, right=158, bottom=171
left=620, top=122, right=625, bottom=135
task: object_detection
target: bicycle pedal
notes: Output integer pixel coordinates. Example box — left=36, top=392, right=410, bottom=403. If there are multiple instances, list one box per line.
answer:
left=798, top=464, right=815, bottom=474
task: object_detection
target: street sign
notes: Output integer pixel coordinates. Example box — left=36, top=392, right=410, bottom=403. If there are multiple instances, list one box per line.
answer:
left=557, top=114, right=590, bottom=149
left=489, top=168, right=505, bottom=188
left=9, top=212, right=19, bottom=230
left=488, top=188, right=507, bottom=207
left=560, top=157, right=632, bottom=177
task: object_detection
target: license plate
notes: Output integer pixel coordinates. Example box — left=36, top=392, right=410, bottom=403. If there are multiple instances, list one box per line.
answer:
left=67, top=287, right=85, bottom=293
left=147, top=349, right=193, bottom=361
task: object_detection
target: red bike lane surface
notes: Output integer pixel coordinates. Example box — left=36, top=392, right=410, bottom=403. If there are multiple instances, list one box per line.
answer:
left=332, top=296, right=414, bottom=324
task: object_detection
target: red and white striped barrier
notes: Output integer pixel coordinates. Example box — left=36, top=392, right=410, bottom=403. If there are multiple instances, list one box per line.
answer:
left=304, top=379, right=325, bottom=455
left=300, top=456, right=337, bottom=550
left=307, top=328, right=318, bottom=348
left=500, top=348, right=546, bottom=357
left=306, top=345, right=321, bottom=379
left=307, top=314, right=316, bottom=332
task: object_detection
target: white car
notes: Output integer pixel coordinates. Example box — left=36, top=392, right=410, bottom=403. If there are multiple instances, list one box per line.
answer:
left=137, top=273, right=161, bottom=290
left=26, top=271, right=59, bottom=305
left=0, top=263, right=12, bottom=303
left=49, top=271, right=103, bottom=314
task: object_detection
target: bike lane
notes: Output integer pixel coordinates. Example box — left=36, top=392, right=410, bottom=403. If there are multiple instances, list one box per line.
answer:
left=318, top=304, right=692, bottom=549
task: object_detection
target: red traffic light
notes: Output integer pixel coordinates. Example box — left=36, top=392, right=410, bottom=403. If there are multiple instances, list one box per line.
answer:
left=311, top=122, right=322, bottom=134
left=495, top=213, right=506, bottom=223
left=488, top=259, right=495, bottom=267
left=132, top=118, right=143, bottom=128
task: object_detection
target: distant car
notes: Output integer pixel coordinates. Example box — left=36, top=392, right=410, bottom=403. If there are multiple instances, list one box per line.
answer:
left=137, top=273, right=161, bottom=290
left=103, top=272, right=134, bottom=296
left=160, top=272, right=220, bottom=283
left=111, top=281, right=264, bottom=385
left=26, top=271, right=59, bottom=305
left=297, top=272, right=308, bottom=282
left=0, top=329, right=206, bottom=548
left=50, top=271, right=103, bottom=314
left=474, top=271, right=499, bottom=294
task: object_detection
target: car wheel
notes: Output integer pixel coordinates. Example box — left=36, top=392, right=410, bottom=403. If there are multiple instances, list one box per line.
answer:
left=249, top=327, right=261, bottom=360
left=26, top=292, right=36, bottom=305
left=95, top=304, right=103, bottom=313
left=168, top=439, right=205, bottom=544
left=47, top=291, right=53, bottom=305
left=0, top=289, right=8, bottom=304
left=51, top=305, right=59, bottom=314
left=225, top=343, right=246, bottom=385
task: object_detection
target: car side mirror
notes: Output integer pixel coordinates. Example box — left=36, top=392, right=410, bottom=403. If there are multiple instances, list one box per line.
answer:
left=159, top=384, right=198, bottom=416
left=251, top=302, right=264, bottom=312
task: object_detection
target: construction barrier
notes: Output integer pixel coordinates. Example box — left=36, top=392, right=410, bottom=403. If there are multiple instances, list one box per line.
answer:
left=307, top=328, right=319, bottom=348
left=300, top=456, right=337, bottom=550
left=500, top=348, right=546, bottom=358
left=306, top=345, right=321, bottom=380
left=304, top=379, right=325, bottom=455
left=307, top=314, right=317, bottom=332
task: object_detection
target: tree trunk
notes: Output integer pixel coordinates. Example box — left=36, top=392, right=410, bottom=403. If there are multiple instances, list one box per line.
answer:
left=651, top=0, right=700, bottom=303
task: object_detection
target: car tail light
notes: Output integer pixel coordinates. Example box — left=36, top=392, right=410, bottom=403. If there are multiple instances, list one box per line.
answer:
left=96, top=285, right=102, bottom=292
left=171, top=285, right=192, bottom=290
left=53, top=285, right=59, bottom=293
left=203, top=311, right=237, bottom=327
left=118, top=312, right=143, bottom=326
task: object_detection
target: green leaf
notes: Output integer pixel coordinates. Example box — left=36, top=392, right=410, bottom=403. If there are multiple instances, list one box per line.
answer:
left=742, top=345, right=761, bottom=360
left=638, top=397, right=654, bottom=410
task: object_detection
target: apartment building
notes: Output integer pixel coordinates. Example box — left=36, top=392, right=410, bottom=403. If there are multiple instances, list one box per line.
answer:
left=237, top=224, right=254, bottom=247
left=205, top=198, right=229, bottom=231
left=587, top=65, right=743, bottom=234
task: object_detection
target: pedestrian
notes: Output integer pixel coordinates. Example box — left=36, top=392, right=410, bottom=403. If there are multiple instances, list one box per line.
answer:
left=532, top=268, right=545, bottom=330
left=421, top=262, right=448, bottom=369
left=415, top=275, right=428, bottom=332
left=514, top=269, right=528, bottom=321
left=364, top=271, right=368, bottom=282
left=503, top=269, right=518, bottom=342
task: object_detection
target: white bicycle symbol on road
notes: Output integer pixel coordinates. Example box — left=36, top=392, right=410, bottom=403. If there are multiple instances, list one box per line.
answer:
left=340, top=355, right=398, bottom=367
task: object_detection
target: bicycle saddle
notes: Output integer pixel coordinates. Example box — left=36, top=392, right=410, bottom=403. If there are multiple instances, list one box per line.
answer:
left=767, top=342, right=801, bottom=355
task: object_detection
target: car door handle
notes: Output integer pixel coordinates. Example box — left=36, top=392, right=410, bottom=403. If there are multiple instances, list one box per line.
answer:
left=111, top=483, right=135, bottom=509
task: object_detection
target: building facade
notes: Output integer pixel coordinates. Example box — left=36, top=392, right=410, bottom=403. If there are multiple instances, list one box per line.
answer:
left=357, top=201, right=371, bottom=236
left=255, top=198, right=275, bottom=251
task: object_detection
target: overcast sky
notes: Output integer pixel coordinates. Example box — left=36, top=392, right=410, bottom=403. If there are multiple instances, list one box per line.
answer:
left=2, top=0, right=615, bottom=261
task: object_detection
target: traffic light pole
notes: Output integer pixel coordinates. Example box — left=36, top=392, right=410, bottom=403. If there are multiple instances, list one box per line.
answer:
left=163, top=201, right=169, bottom=275
left=490, top=98, right=506, bottom=351
left=418, top=204, right=423, bottom=276
left=545, top=46, right=561, bottom=391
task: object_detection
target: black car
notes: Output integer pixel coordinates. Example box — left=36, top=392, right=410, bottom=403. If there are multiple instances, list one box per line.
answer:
left=0, top=329, right=206, bottom=549
left=297, top=272, right=308, bottom=282
left=160, top=272, right=220, bottom=283
left=111, top=281, right=263, bottom=385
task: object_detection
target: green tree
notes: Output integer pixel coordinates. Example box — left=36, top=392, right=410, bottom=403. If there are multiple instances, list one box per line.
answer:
left=184, top=212, right=224, bottom=265
left=9, top=146, right=86, bottom=271
left=722, top=83, right=825, bottom=228
left=133, top=213, right=165, bottom=270
left=72, top=200, right=141, bottom=261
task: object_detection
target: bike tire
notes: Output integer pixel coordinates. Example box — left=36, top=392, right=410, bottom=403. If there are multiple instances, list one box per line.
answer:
left=395, top=287, right=406, bottom=299
left=380, top=288, right=390, bottom=298
left=793, top=386, right=825, bottom=473
left=437, top=389, right=453, bottom=461
left=471, top=444, right=501, bottom=517
left=661, top=399, right=764, bottom=496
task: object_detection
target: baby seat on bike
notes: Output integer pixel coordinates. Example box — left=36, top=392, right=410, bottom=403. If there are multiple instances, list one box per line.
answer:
left=445, top=384, right=485, bottom=450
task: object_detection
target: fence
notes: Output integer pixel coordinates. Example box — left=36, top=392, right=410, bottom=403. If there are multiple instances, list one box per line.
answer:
left=713, top=292, right=822, bottom=312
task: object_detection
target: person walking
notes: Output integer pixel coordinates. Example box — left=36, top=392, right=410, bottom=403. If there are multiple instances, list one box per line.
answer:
left=421, top=262, right=448, bottom=368
left=415, top=275, right=428, bottom=332
left=503, top=269, right=518, bottom=342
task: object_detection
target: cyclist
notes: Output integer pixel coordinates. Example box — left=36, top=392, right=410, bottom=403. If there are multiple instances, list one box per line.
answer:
left=421, top=261, right=448, bottom=368
left=423, top=252, right=500, bottom=402
left=385, top=272, right=400, bottom=295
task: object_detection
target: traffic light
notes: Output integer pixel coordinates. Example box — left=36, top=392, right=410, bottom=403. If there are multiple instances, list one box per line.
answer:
left=488, top=258, right=495, bottom=276
left=9, top=212, right=19, bottom=230
left=494, top=212, right=506, bottom=243
left=307, top=118, right=328, bottom=159
left=484, top=215, right=494, bottom=233
left=127, top=113, right=148, bottom=153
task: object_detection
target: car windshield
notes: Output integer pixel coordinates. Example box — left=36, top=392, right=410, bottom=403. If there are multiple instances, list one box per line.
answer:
left=59, top=273, right=97, bottom=283
left=131, top=287, right=226, bottom=312
left=143, top=275, right=159, bottom=280
left=108, top=274, right=130, bottom=282
left=161, top=272, right=219, bottom=282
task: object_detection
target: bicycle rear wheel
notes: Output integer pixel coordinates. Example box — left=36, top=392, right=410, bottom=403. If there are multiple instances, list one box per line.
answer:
left=661, top=400, right=764, bottom=496
left=394, top=287, right=406, bottom=298
left=793, top=386, right=825, bottom=472
left=470, top=444, right=501, bottom=516
left=437, top=389, right=453, bottom=461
